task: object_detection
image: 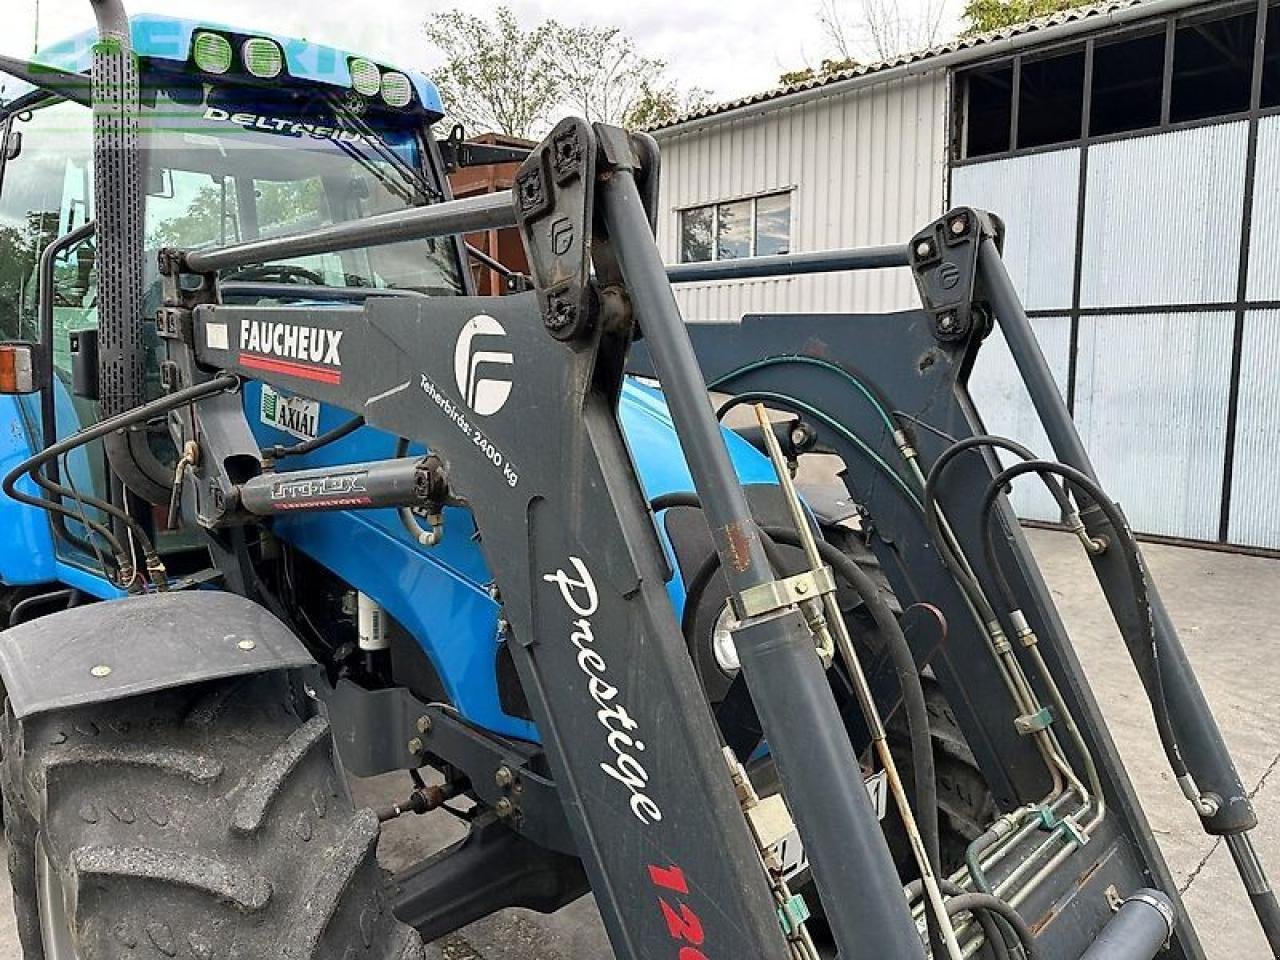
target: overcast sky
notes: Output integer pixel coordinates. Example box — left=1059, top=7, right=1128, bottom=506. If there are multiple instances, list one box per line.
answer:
left=4, top=0, right=961, bottom=107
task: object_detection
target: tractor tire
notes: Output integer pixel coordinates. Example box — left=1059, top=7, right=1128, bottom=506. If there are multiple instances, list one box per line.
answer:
left=886, top=672, right=998, bottom=876
left=1, top=671, right=424, bottom=960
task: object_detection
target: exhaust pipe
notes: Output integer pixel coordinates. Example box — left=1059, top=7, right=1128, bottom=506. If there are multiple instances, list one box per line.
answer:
left=88, top=0, right=171, bottom=502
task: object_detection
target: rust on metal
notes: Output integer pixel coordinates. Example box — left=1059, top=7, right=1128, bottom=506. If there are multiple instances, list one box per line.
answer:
left=718, top=519, right=757, bottom=574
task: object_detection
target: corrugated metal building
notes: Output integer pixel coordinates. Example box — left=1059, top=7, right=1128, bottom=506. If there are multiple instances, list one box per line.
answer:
left=651, top=0, right=1280, bottom=551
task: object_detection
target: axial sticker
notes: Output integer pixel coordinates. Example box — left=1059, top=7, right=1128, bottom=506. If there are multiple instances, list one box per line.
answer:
left=260, top=384, right=320, bottom=441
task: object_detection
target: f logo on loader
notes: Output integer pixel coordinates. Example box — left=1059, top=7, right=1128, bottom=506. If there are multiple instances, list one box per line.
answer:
left=454, top=315, right=513, bottom=416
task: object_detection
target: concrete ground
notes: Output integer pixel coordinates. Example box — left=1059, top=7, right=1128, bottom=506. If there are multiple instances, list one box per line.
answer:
left=0, top=528, right=1275, bottom=958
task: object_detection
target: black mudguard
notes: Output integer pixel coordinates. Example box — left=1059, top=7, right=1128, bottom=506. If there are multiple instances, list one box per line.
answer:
left=0, top=591, right=315, bottom=719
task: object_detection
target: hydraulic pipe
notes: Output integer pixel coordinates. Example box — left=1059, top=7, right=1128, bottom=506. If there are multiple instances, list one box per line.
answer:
left=597, top=145, right=925, bottom=960
left=978, top=237, right=1280, bottom=952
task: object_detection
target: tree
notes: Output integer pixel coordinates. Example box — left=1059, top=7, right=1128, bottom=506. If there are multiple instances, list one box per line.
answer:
left=817, top=0, right=953, bottom=61
left=425, top=9, right=707, bottom=135
left=619, top=80, right=709, bottom=129
left=148, top=178, right=327, bottom=249
left=425, top=7, right=563, bottom=139
left=550, top=25, right=658, bottom=126
left=960, top=0, right=1092, bottom=33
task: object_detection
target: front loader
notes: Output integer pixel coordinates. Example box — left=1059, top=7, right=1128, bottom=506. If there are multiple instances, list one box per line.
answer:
left=0, top=2, right=1275, bottom=958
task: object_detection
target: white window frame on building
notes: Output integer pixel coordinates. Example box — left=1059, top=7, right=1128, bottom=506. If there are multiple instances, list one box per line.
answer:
left=677, top=190, right=793, bottom=263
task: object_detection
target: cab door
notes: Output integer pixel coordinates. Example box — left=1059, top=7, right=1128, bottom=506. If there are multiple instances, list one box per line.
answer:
left=0, top=95, right=113, bottom=578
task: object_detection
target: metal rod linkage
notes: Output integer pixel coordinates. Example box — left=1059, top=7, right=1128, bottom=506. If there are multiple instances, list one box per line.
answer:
left=753, top=405, right=965, bottom=960
left=182, top=190, right=518, bottom=275
left=666, top=245, right=910, bottom=283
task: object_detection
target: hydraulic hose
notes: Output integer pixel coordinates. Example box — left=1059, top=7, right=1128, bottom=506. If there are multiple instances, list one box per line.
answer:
left=3, top=469, right=126, bottom=560
left=4, top=375, right=240, bottom=587
left=923, top=435, right=1074, bottom=616
left=1078, top=889, right=1175, bottom=960
left=714, top=393, right=923, bottom=509
left=266, top=415, right=365, bottom=460
left=28, top=457, right=160, bottom=563
left=761, top=526, right=941, bottom=874
left=905, top=878, right=1013, bottom=960
left=976, top=460, right=1187, bottom=782
left=921, top=436, right=1090, bottom=808
left=944, top=892, right=1039, bottom=960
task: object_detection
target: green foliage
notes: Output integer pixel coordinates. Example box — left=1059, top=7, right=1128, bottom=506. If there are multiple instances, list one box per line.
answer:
left=961, top=0, right=1094, bottom=34
left=148, top=178, right=327, bottom=249
left=0, top=211, right=60, bottom=340
left=779, top=57, right=860, bottom=87
left=425, top=7, right=563, bottom=139
left=425, top=7, right=706, bottom=135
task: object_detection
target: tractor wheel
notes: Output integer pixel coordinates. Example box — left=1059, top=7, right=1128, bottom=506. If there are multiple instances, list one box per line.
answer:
left=1, top=671, right=424, bottom=960
left=885, top=673, right=998, bottom=876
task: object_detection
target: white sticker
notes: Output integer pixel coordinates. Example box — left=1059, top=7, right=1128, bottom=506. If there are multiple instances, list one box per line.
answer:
left=205, top=322, right=229, bottom=351
left=776, top=770, right=888, bottom=883
left=260, top=384, right=320, bottom=441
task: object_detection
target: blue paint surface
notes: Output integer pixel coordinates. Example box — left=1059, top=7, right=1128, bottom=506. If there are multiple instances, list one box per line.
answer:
left=21, top=14, right=444, bottom=118
left=238, top=378, right=776, bottom=740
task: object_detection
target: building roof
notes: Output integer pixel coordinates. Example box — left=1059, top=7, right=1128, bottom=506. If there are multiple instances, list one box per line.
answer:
left=650, top=0, right=1199, bottom=132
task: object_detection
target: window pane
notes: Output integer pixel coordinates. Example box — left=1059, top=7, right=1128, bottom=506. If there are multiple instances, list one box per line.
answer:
left=754, top=193, right=791, bottom=256
left=963, top=65, right=1013, bottom=158
left=0, top=101, right=94, bottom=344
left=680, top=206, right=713, bottom=263
left=1171, top=9, right=1256, bottom=122
left=1018, top=49, right=1085, bottom=149
left=717, top=199, right=751, bottom=259
left=1091, top=31, right=1165, bottom=136
left=1263, top=0, right=1280, bottom=109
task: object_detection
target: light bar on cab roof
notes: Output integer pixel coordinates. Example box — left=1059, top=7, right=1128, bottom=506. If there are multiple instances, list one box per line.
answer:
left=242, top=37, right=284, bottom=79
left=192, top=31, right=232, bottom=75
left=380, top=71, right=413, bottom=108
left=349, top=58, right=381, bottom=97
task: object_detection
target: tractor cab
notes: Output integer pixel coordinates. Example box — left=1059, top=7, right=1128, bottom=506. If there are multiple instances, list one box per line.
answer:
left=0, top=16, right=466, bottom=586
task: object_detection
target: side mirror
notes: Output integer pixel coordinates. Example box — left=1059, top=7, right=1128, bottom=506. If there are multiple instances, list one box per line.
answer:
left=5, top=130, right=21, bottom=161
left=0, top=342, right=43, bottom=394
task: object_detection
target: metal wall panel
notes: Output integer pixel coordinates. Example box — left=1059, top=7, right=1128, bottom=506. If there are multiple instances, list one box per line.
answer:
left=966, top=316, right=1073, bottom=521
left=1247, top=116, right=1280, bottom=302
left=1074, top=312, right=1235, bottom=541
left=655, top=72, right=949, bottom=321
left=1227, top=310, right=1280, bottom=549
left=951, top=150, right=1081, bottom=311
left=1080, top=122, right=1248, bottom=308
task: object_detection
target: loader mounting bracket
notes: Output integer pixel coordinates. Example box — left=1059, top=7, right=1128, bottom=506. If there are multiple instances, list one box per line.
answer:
left=909, top=206, right=1002, bottom=343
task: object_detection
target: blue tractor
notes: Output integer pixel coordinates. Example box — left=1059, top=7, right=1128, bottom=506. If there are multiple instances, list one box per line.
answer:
left=0, top=4, right=1276, bottom=959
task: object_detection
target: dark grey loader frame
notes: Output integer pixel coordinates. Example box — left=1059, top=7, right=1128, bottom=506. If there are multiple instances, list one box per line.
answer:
left=18, top=75, right=1272, bottom=953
